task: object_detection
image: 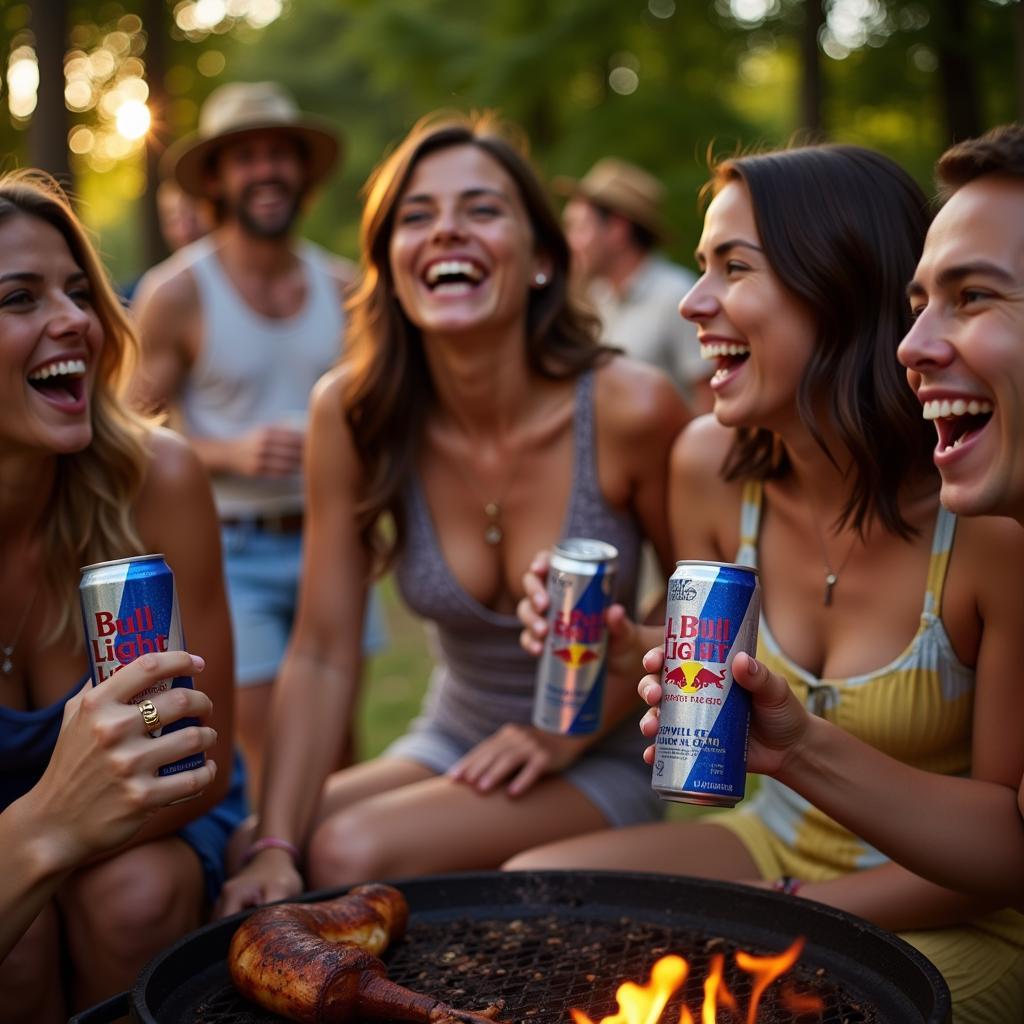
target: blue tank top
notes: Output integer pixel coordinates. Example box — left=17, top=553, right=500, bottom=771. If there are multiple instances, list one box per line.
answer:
left=0, top=675, right=89, bottom=809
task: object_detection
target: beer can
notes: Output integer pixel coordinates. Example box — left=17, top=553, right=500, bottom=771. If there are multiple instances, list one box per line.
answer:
left=652, top=560, right=760, bottom=806
left=532, top=538, right=618, bottom=736
left=79, top=554, right=203, bottom=776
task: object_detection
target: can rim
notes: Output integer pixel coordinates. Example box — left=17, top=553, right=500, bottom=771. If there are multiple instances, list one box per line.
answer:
left=553, top=538, right=619, bottom=562
left=80, top=553, right=167, bottom=574
left=673, top=559, right=759, bottom=575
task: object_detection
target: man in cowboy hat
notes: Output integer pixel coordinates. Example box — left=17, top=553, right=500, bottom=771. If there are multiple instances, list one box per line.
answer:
left=132, top=81, right=384, bottom=796
left=558, top=157, right=710, bottom=412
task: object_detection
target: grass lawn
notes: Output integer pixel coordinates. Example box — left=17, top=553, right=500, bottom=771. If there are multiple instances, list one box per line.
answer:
left=356, top=575, right=745, bottom=823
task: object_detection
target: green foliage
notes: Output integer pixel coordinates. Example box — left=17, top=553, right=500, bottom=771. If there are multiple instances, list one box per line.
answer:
left=5, top=1, right=1018, bottom=276
left=219, top=0, right=760, bottom=269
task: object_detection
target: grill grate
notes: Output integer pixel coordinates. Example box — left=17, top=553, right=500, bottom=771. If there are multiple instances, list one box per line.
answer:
left=193, top=914, right=879, bottom=1024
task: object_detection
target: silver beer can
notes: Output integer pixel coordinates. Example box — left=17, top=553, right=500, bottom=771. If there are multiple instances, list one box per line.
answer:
left=80, top=553, right=203, bottom=776
left=532, top=538, right=618, bottom=736
left=652, top=560, right=760, bottom=806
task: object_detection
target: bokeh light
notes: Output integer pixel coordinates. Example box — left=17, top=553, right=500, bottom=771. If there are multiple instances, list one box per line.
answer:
left=648, top=0, right=676, bottom=19
left=609, top=67, right=640, bottom=96
left=115, top=99, right=151, bottom=140
left=7, top=45, right=38, bottom=120
left=197, top=50, right=227, bottom=77
left=173, top=0, right=284, bottom=39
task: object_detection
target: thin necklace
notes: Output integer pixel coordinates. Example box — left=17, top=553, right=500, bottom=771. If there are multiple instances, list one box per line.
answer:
left=449, top=438, right=528, bottom=546
left=1, top=587, right=38, bottom=675
left=806, top=504, right=859, bottom=607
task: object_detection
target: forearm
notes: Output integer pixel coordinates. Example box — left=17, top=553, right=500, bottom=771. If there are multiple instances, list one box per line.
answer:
left=799, top=861, right=1008, bottom=932
left=258, top=652, right=359, bottom=846
left=0, top=797, right=75, bottom=961
left=777, top=716, right=1024, bottom=901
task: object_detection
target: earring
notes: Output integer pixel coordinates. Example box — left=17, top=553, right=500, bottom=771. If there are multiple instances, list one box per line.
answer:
left=534, top=272, right=548, bottom=286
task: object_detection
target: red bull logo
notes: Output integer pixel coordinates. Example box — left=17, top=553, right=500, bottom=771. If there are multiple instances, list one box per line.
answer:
left=553, top=608, right=604, bottom=644
left=550, top=607, right=604, bottom=670
left=552, top=642, right=601, bottom=668
left=663, top=661, right=727, bottom=692
left=663, top=614, right=732, bottom=663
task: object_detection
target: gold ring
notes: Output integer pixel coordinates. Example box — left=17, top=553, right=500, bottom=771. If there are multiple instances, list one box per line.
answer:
left=138, top=698, right=162, bottom=736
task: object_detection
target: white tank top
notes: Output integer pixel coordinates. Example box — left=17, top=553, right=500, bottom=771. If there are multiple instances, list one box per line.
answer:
left=177, top=236, right=343, bottom=517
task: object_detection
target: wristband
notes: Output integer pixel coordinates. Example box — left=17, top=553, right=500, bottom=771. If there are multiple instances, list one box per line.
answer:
left=772, top=875, right=803, bottom=896
left=243, top=836, right=301, bottom=867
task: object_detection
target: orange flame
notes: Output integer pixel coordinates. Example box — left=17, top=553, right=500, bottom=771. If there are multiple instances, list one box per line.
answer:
left=779, top=986, right=825, bottom=1016
left=735, top=937, right=804, bottom=1024
left=571, top=955, right=689, bottom=1024
left=569, top=938, right=810, bottom=1024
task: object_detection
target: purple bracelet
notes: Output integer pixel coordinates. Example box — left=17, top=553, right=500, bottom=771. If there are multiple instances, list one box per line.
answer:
left=772, top=875, right=803, bottom=896
left=243, top=836, right=301, bottom=866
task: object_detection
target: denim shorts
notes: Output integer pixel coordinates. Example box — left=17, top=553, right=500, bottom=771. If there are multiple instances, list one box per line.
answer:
left=221, top=521, right=387, bottom=686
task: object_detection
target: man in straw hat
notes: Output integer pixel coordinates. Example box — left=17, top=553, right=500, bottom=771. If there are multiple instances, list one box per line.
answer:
left=557, top=157, right=710, bottom=412
left=132, top=81, right=384, bottom=797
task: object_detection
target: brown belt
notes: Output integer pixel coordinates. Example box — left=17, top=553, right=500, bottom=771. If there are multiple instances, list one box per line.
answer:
left=220, top=512, right=304, bottom=534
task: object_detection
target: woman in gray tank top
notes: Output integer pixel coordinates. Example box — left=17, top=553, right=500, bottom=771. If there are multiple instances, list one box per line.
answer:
left=217, top=112, right=690, bottom=916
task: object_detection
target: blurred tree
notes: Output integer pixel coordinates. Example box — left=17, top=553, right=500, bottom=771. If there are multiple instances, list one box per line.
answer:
left=933, top=0, right=982, bottom=140
left=800, top=0, right=826, bottom=138
left=219, top=0, right=759, bottom=268
left=29, top=0, right=71, bottom=186
left=3, top=0, right=1018, bottom=279
left=141, top=0, right=168, bottom=265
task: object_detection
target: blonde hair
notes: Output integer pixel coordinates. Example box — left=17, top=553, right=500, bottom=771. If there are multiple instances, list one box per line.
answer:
left=0, top=170, right=153, bottom=643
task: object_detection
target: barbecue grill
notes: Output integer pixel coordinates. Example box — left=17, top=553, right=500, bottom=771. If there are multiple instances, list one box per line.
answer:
left=70, top=870, right=951, bottom=1024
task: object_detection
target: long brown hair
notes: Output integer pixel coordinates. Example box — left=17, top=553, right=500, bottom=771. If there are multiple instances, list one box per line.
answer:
left=0, top=170, right=151, bottom=642
left=709, top=146, right=934, bottom=538
left=342, top=111, right=610, bottom=569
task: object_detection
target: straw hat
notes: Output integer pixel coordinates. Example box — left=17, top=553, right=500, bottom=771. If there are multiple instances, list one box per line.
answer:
left=164, top=81, right=342, bottom=197
left=554, top=157, right=667, bottom=241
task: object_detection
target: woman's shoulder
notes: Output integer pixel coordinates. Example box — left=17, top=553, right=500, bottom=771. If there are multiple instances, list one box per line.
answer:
left=139, top=428, right=207, bottom=489
left=134, top=428, right=217, bottom=524
left=593, top=355, right=690, bottom=442
left=670, top=414, right=735, bottom=483
left=309, top=364, right=350, bottom=418
left=952, top=512, right=1024, bottom=574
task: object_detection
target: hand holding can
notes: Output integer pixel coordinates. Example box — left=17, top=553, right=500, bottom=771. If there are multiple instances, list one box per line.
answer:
left=532, top=538, right=618, bottom=736
left=80, top=554, right=204, bottom=776
left=651, top=560, right=760, bottom=806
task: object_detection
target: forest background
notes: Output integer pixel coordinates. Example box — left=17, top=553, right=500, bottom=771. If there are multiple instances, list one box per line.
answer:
left=3, top=0, right=1023, bottom=763
left=4, top=0, right=1023, bottom=283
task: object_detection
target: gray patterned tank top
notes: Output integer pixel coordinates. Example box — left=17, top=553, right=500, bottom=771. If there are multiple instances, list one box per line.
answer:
left=395, top=371, right=644, bottom=749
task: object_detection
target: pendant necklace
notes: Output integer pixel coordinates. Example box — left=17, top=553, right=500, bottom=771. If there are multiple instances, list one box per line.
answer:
left=807, top=504, right=859, bottom=607
left=1, top=587, right=38, bottom=675
left=452, top=440, right=527, bottom=546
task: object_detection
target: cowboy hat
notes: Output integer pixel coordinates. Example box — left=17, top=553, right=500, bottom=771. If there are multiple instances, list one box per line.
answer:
left=163, top=81, right=342, bottom=197
left=553, top=157, right=666, bottom=241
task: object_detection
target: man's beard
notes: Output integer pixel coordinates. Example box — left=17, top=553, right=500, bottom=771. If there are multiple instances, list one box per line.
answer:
left=229, top=180, right=303, bottom=239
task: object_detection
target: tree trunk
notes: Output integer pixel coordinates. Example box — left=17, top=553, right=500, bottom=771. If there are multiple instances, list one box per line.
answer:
left=28, top=0, right=71, bottom=188
left=934, top=0, right=981, bottom=142
left=799, top=0, right=826, bottom=141
left=1016, top=0, right=1024, bottom=121
left=142, top=0, right=170, bottom=268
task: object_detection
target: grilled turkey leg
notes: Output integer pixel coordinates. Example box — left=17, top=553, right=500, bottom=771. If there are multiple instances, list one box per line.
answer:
left=228, top=883, right=504, bottom=1024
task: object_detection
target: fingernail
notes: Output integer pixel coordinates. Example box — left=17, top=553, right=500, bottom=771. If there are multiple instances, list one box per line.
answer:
left=748, top=655, right=759, bottom=673
left=190, top=654, right=206, bottom=671
left=532, top=593, right=545, bottom=609
left=643, top=684, right=655, bottom=702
